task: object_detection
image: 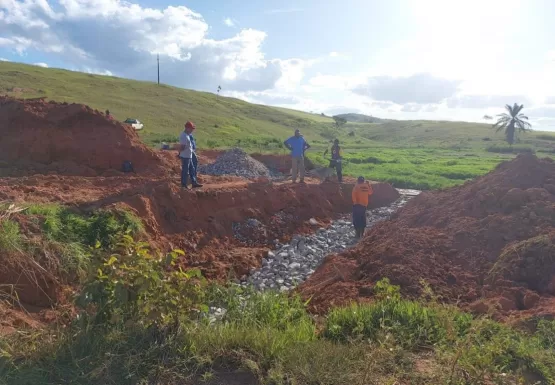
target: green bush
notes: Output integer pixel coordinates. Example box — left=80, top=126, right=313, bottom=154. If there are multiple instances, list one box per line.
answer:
left=26, top=204, right=143, bottom=249
left=485, top=145, right=535, bottom=154
left=322, top=279, right=472, bottom=349
left=457, top=319, right=555, bottom=383
left=207, top=285, right=314, bottom=331
left=537, top=134, right=555, bottom=141
left=0, top=220, right=22, bottom=252
left=77, top=235, right=207, bottom=327
left=536, top=319, right=555, bottom=349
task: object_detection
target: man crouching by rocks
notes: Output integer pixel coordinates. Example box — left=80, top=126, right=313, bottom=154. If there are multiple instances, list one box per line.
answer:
left=179, top=121, right=202, bottom=189
left=352, top=176, right=373, bottom=239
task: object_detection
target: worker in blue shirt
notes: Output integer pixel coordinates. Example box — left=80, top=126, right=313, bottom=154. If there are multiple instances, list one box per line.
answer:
left=284, top=129, right=310, bottom=183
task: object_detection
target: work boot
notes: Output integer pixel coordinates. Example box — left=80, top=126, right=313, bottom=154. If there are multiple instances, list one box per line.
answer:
left=181, top=185, right=190, bottom=190
left=192, top=183, right=203, bottom=188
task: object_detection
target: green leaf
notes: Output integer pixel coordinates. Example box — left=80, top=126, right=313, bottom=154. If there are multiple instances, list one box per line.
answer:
left=115, top=283, right=128, bottom=304
left=164, top=254, right=174, bottom=266
left=106, top=256, right=118, bottom=266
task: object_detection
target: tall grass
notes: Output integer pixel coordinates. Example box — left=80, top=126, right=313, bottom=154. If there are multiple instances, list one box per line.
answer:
left=0, top=220, right=22, bottom=253
left=2, top=274, right=555, bottom=385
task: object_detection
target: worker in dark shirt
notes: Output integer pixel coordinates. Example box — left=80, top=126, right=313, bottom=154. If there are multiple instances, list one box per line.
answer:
left=329, top=139, right=343, bottom=183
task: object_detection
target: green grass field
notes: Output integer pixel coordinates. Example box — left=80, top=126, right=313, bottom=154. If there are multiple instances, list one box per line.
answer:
left=2, top=61, right=555, bottom=189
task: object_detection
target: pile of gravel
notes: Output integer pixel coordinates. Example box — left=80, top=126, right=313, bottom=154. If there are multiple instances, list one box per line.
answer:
left=233, top=218, right=268, bottom=246
left=198, top=148, right=272, bottom=178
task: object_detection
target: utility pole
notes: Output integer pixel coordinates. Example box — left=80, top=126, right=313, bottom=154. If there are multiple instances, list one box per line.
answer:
left=157, top=54, right=160, bottom=85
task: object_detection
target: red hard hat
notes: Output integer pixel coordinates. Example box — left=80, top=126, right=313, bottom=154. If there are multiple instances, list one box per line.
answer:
left=185, top=121, right=196, bottom=130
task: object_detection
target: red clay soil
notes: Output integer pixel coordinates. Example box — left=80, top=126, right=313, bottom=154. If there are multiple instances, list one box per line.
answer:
left=251, top=153, right=317, bottom=174
left=300, top=154, right=555, bottom=320
left=0, top=96, right=170, bottom=176
left=0, top=173, right=398, bottom=279
left=0, top=96, right=402, bottom=330
left=0, top=172, right=399, bottom=322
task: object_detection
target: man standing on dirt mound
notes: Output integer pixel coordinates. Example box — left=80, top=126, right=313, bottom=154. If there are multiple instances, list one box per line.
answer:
left=352, top=176, right=373, bottom=239
left=179, top=121, right=202, bottom=189
left=284, top=129, right=311, bottom=183
left=327, top=139, right=343, bottom=183
left=188, top=127, right=201, bottom=186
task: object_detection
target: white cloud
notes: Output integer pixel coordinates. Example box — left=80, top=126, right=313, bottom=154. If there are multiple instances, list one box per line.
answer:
left=83, top=67, right=113, bottom=76
left=0, top=58, right=8, bottom=62
left=353, top=73, right=460, bottom=104
left=0, top=0, right=293, bottom=92
left=447, top=95, right=533, bottom=109
left=33, top=62, right=49, bottom=67
left=274, top=58, right=315, bottom=91
left=223, top=17, right=235, bottom=27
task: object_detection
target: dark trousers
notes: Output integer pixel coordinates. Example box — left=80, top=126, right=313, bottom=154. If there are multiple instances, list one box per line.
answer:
left=329, top=160, right=343, bottom=182
left=181, top=157, right=191, bottom=187
left=352, top=204, right=367, bottom=238
left=189, top=153, right=198, bottom=181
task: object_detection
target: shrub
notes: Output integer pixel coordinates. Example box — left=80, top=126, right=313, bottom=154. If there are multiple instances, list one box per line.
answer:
left=77, top=235, right=207, bottom=327
left=537, top=134, right=555, bottom=141
left=26, top=205, right=143, bottom=249
left=0, top=220, right=22, bottom=252
left=486, top=145, right=535, bottom=154
left=322, top=279, right=472, bottom=349
left=536, top=319, right=555, bottom=349
left=207, top=285, right=314, bottom=331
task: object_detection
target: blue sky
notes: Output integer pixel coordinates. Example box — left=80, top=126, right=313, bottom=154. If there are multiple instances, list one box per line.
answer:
left=2, top=0, right=555, bottom=131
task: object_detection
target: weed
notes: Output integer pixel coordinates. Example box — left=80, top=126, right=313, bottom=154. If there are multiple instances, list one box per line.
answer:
left=0, top=220, right=22, bottom=253
left=537, top=134, right=555, bottom=141
left=486, top=145, right=535, bottom=154
left=536, top=319, right=555, bottom=349
left=323, top=279, right=472, bottom=350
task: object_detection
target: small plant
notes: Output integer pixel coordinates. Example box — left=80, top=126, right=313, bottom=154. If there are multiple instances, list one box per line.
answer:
left=536, top=319, right=555, bottom=349
left=0, top=219, right=22, bottom=253
left=323, top=278, right=472, bottom=350
left=78, top=235, right=208, bottom=327
left=373, top=277, right=401, bottom=301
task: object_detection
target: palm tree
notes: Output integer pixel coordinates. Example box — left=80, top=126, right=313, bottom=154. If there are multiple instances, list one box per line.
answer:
left=493, top=103, right=532, bottom=145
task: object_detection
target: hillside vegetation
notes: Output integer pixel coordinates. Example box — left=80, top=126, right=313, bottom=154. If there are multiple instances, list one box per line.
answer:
left=1, top=61, right=555, bottom=189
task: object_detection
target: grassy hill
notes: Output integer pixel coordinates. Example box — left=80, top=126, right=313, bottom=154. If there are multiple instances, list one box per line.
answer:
left=334, top=113, right=386, bottom=123
left=2, top=61, right=555, bottom=189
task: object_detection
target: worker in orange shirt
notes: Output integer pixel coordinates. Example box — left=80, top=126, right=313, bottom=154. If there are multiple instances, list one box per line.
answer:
left=352, top=176, right=373, bottom=239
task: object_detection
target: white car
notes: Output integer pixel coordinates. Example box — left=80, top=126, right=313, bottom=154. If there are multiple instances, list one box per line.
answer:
left=124, top=118, right=144, bottom=131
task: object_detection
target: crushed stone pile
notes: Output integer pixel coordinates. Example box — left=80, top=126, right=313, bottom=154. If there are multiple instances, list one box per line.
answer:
left=300, top=154, right=555, bottom=318
left=198, top=148, right=273, bottom=178
left=0, top=96, right=166, bottom=176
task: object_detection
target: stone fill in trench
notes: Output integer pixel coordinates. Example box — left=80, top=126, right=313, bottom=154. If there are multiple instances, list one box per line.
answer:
left=242, top=189, right=420, bottom=292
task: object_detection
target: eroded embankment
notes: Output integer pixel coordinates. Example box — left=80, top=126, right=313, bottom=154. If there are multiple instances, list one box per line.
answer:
left=300, top=154, right=555, bottom=321
left=0, top=174, right=400, bottom=315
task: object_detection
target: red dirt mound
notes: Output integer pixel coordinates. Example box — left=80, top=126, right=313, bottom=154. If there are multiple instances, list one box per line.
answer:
left=300, top=154, right=555, bottom=318
left=0, top=97, right=167, bottom=176
left=251, top=153, right=316, bottom=174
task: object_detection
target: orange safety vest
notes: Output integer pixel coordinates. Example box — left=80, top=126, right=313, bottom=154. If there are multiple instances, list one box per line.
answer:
left=352, top=182, right=373, bottom=206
